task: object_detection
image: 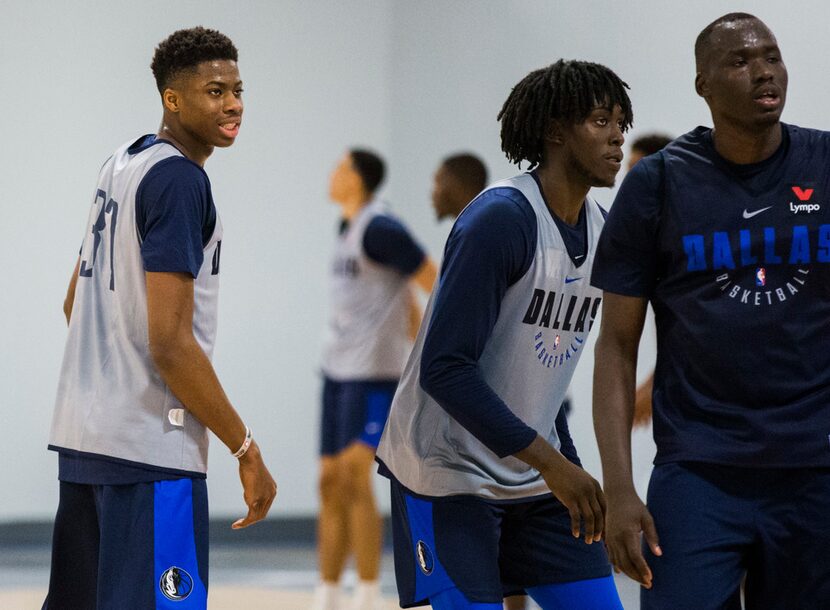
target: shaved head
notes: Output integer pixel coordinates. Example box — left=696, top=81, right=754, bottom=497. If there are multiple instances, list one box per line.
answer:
left=695, top=13, right=767, bottom=71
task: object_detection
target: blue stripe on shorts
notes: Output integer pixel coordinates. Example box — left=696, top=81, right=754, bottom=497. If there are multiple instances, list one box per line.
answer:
left=154, top=479, right=208, bottom=608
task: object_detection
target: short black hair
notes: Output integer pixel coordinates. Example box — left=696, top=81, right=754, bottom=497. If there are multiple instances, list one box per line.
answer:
left=151, top=27, right=238, bottom=93
left=441, top=153, right=488, bottom=193
left=349, top=149, right=385, bottom=194
left=497, top=59, right=632, bottom=169
left=695, top=13, right=760, bottom=70
left=631, top=133, right=673, bottom=156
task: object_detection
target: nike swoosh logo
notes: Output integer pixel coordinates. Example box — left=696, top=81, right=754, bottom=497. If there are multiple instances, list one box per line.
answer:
left=574, top=254, right=585, bottom=259
left=742, top=206, right=773, bottom=219
left=565, top=277, right=582, bottom=284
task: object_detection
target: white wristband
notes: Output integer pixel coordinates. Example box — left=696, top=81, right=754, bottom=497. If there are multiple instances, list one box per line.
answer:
left=232, top=426, right=252, bottom=459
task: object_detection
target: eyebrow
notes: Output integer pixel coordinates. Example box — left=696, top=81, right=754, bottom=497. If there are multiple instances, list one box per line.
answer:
left=203, top=80, right=244, bottom=87
left=727, top=43, right=780, bottom=55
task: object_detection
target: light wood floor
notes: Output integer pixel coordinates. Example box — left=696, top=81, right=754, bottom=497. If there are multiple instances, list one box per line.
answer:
left=0, top=588, right=422, bottom=610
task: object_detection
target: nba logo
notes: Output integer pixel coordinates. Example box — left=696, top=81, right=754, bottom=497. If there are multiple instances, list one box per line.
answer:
left=755, top=268, right=766, bottom=287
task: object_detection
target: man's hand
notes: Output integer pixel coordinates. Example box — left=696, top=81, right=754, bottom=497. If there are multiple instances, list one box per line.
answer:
left=232, top=441, right=278, bottom=529
left=540, top=457, right=607, bottom=544
left=516, top=435, right=606, bottom=544
left=604, top=489, right=661, bottom=588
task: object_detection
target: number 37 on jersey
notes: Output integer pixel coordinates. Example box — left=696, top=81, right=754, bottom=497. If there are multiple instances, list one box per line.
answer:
left=78, top=188, right=119, bottom=291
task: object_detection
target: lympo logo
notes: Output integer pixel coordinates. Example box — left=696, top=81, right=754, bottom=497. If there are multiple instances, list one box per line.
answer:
left=790, top=185, right=821, bottom=214
left=792, top=186, right=814, bottom=201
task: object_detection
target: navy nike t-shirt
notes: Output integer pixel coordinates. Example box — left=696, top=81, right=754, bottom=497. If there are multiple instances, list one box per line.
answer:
left=592, top=123, right=830, bottom=468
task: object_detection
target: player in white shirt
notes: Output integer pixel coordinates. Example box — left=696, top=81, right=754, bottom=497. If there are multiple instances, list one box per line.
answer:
left=313, top=149, right=437, bottom=610
left=44, top=27, right=276, bottom=610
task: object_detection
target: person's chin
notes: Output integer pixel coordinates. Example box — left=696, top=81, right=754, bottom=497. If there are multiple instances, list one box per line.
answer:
left=591, top=174, right=616, bottom=189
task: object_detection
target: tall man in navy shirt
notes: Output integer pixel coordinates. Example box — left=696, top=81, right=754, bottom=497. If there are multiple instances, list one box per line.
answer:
left=46, top=28, right=277, bottom=609
left=377, top=59, right=631, bottom=610
left=593, top=13, right=830, bottom=609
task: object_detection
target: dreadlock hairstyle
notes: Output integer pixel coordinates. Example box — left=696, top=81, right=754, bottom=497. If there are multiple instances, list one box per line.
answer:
left=498, top=60, right=633, bottom=169
left=151, top=27, right=238, bottom=93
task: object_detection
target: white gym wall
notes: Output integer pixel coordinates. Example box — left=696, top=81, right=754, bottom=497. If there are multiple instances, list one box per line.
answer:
left=1, top=0, right=826, bottom=520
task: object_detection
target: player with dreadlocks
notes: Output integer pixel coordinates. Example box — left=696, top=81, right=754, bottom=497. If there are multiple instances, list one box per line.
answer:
left=377, top=59, right=630, bottom=610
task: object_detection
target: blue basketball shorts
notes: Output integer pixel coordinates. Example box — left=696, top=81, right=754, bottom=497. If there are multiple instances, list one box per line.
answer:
left=642, top=462, right=830, bottom=610
left=389, top=478, right=615, bottom=608
left=320, top=377, right=397, bottom=455
left=42, top=478, right=208, bottom=610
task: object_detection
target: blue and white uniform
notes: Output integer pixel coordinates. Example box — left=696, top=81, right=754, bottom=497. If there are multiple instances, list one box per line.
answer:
left=44, top=135, right=220, bottom=609
left=320, top=200, right=425, bottom=455
left=377, top=173, right=619, bottom=608
left=592, top=124, right=830, bottom=609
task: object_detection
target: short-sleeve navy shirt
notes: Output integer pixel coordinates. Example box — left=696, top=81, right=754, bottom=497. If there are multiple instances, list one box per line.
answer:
left=361, top=215, right=425, bottom=275
left=592, top=123, right=830, bottom=468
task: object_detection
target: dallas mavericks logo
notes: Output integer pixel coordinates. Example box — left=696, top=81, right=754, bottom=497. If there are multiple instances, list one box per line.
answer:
left=159, top=566, right=193, bottom=601
left=416, top=540, right=434, bottom=576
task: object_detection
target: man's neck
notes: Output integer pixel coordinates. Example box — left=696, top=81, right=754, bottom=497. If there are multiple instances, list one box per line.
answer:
left=535, top=163, right=589, bottom=226
left=711, top=120, right=782, bottom=165
left=339, top=195, right=371, bottom=221
left=157, top=121, right=212, bottom=167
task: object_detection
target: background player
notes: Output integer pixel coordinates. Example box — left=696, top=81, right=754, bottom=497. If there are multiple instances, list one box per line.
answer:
left=626, top=132, right=673, bottom=428
left=431, top=153, right=488, bottom=221
left=45, top=27, right=277, bottom=609
left=592, top=12, right=830, bottom=608
left=377, top=59, right=632, bottom=610
left=314, top=149, right=437, bottom=610
left=626, top=133, right=672, bottom=172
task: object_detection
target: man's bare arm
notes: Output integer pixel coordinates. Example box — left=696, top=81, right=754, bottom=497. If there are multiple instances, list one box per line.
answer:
left=63, top=258, right=80, bottom=325
left=146, top=271, right=277, bottom=528
left=411, top=257, right=437, bottom=293
left=593, top=291, right=661, bottom=587
left=407, top=257, right=438, bottom=339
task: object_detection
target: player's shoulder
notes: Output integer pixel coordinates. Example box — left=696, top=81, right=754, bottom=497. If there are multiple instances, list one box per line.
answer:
left=459, top=177, right=537, bottom=227
left=447, top=180, right=537, bottom=254
left=122, top=135, right=207, bottom=182
left=365, top=212, right=410, bottom=239
left=618, top=151, right=665, bottom=198
left=784, top=123, right=830, bottom=154
left=657, top=126, right=709, bottom=169
left=134, top=142, right=211, bottom=219
left=141, top=155, right=209, bottom=193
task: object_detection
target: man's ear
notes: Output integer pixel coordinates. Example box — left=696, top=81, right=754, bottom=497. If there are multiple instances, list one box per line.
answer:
left=162, top=88, right=181, bottom=113
left=545, top=121, right=564, bottom=145
left=694, top=72, right=708, bottom=98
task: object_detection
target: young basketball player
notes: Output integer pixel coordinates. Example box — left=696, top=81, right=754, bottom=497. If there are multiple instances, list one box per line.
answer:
left=44, top=27, right=277, bottom=610
left=377, top=59, right=632, bottom=610
left=313, top=149, right=437, bottom=610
